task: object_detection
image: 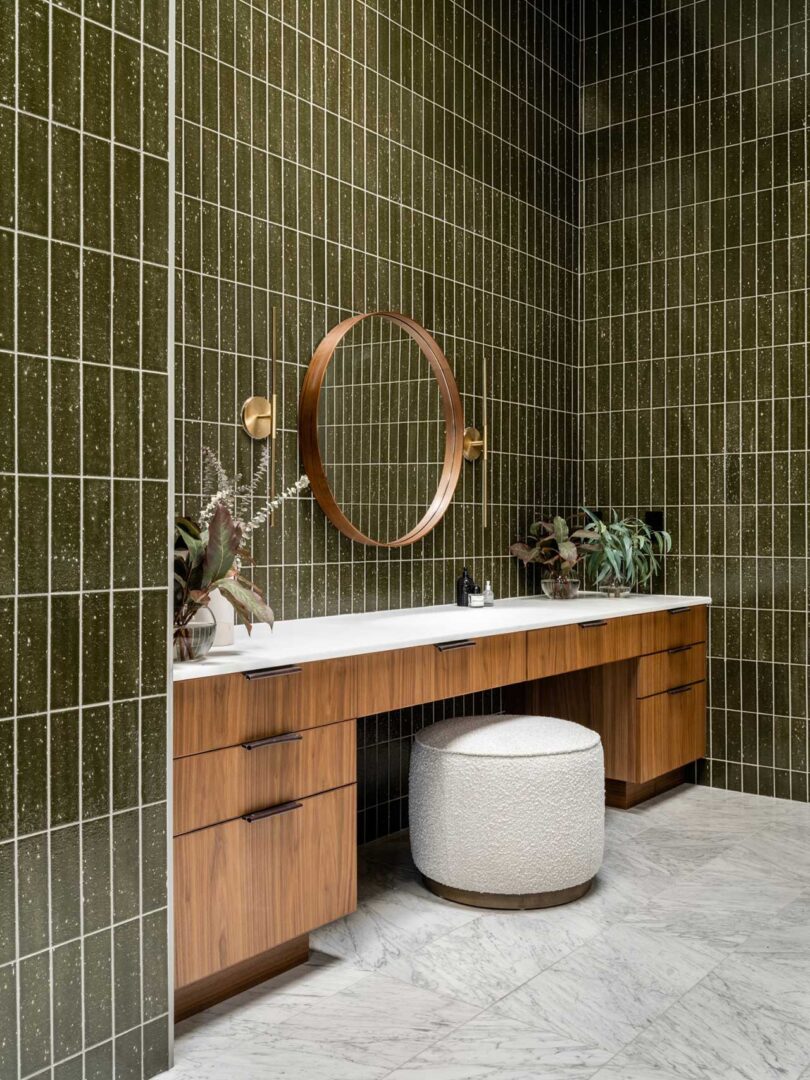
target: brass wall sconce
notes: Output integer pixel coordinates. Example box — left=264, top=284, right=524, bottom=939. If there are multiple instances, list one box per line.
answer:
left=240, top=307, right=280, bottom=523
left=462, top=356, right=489, bottom=528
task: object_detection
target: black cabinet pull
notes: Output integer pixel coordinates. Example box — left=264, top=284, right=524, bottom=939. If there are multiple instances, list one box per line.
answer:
left=579, top=619, right=607, bottom=629
left=244, top=664, right=302, bottom=681
left=668, top=607, right=690, bottom=615
left=242, top=800, right=302, bottom=823
left=241, top=732, right=303, bottom=751
left=667, top=684, right=693, bottom=695
left=435, top=640, right=477, bottom=652
left=668, top=644, right=693, bottom=654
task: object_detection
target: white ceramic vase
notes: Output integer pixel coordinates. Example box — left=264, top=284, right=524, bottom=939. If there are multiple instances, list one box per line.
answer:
left=208, top=588, right=235, bottom=646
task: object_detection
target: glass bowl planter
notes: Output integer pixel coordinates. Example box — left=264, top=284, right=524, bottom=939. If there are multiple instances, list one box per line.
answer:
left=174, top=605, right=217, bottom=662
left=541, top=576, right=580, bottom=600
left=598, top=582, right=632, bottom=598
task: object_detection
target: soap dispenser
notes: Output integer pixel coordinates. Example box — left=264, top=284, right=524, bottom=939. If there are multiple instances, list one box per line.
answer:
left=483, top=580, right=495, bottom=606
left=456, top=567, right=474, bottom=607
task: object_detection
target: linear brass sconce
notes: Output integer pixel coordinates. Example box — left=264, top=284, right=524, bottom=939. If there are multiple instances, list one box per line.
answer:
left=240, top=306, right=280, bottom=523
left=462, top=356, right=489, bottom=528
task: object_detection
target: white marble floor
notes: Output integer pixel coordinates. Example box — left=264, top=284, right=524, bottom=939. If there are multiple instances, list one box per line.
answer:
left=165, top=785, right=810, bottom=1080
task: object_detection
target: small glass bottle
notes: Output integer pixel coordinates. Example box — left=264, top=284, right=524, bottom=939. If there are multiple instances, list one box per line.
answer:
left=483, top=580, right=495, bottom=606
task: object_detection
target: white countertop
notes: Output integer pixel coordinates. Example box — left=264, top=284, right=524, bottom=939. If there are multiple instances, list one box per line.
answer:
left=174, top=592, right=711, bottom=682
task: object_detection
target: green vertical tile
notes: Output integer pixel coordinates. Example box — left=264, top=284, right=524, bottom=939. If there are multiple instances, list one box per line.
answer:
left=113, top=480, right=141, bottom=590
left=142, top=1016, right=170, bottom=1078
left=115, top=1029, right=142, bottom=1080
left=17, top=714, right=47, bottom=834
left=112, top=256, right=140, bottom=367
left=141, top=802, right=166, bottom=912
left=113, top=919, right=142, bottom=1032
left=0, top=841, right=15, bottom=964
left=112, top=700, right=139, bottom=811
left=19, top=950, right=50, bottom=1077
left=51, top=361, right=81, bottom=475
left=140, top=589, right=167, bottom=696
left=112, top=592, right=140, bottom=699
left=54, top=1056, right=85, bottom=1080
left=140, top=481, right=168, bottom=589
left=16, top=595, right=49, bottom=716
left=16, top=476, right=49, bottom=593
left=82, top=706, right=110, bottom=819
left=17, top=112, right=49, bottom=236
left=51, top=710, right=80, bottom=827
left=143, top=47, right=169, bottom=158
left=82, top=364, right=111, bottom=476
left=82, top=250, right=112, bottom=363
left=113, top=368, right=141, bottom=475
left=51, top=477, right=81, bottom=592
left=142, top=908, right=168, bottom=1022
left=17, top=833, right=50, bottom=956
left=0, top=0, right=14, bottom=106
left=50, top=824, right=81, bottom=944
left=84, top=1041, right=113, bottom=1080
left=142, top=265, right=169, bottom=370
left=141, top=696, right=166, bottom=805
left=142, top=372, right=168, bottom=480
left=51, top=8, right=81, bottom=126
left=0, top=961, right=17, bottom=1078
left=0, top=231, right=13, bottom=349
left=82, top=479, right=112, bottom=591
left=50, top=593, right=81, bottom=711
left=113, top=811, right=140, bottom=922
left=113, top=146, right=141, bottom=258
left=143, top=156, right=169, bottom=263
left=17, top=0, right=49, bottom=118
left=81, top=591, right=110, bottom=706
left=82, top=816, right=111, bottom=934
left=16, top=354, right=49, bottom=474
left=83, top=929, right=113, bottom=1047
left=16, top=234, right=49, bottom=356
left=51, top=241, right=81, bottom=358
left=83, top=22, right=112, bottom=138
left=52, top=126, right=81, bottom=245
left=53, top=939, right=83, bottom=1062
left=114, top=35, right=142, bottom=149
left=83, top=135, right=111, bottom=250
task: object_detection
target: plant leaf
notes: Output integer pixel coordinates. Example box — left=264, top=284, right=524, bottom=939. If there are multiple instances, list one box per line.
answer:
left=217, top=577, right=275, bottom=629
left=203, top=503, right=241, bottom=586
left=552, top=516, right=569, bottom=543
left=557, top=539, right=577, bottom=566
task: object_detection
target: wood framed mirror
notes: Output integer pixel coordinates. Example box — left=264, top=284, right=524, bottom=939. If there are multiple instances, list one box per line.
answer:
left=299, top=312, right=465, bottom=547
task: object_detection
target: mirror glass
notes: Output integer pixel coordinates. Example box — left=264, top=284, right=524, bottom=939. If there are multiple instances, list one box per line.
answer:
left=316, top=315, right=447, bottom=546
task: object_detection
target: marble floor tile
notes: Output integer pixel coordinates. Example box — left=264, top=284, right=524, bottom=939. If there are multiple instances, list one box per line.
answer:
left=491, top=922, right=722, bottom=1053
left=165, top=788, right=810, bottom=1079
left=385, top=1013, right=613, bottom=1078
left=376, top=903, right=603, bottom=1007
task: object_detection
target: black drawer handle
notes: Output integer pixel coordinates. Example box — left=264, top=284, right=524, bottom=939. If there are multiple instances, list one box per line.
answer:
left=242, top=800, right=302, bottom=823
left=668, top=684, right=693, bottom=696
left=668, top=644, right=693, bottom=654
left=244, top=665, right=302, bottom=681
left=579, top=619, right=607, bottom=629
left=668, top=607, right=690, bottom=615
left=435, top=640, right=477, bottom=652
left=242, top=732, right=303, bottom=751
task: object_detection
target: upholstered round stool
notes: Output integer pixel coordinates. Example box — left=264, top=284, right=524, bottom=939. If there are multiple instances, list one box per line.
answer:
left=409, top=714, right=604, bottom=909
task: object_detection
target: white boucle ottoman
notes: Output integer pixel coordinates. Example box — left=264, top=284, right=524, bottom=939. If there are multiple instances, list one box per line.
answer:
left=409, top=713, right=605, bottom=909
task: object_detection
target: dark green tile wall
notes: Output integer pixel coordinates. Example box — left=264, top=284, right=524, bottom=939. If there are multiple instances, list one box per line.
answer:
left=174, top=0, right=581, bottom=842
left=581, top=1, right=810, bottom=801
left=3, top=1, right=171, bottom=1077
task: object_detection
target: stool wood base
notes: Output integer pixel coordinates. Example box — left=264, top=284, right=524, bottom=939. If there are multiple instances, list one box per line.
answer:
left=422, top=875, right=594, bottom=910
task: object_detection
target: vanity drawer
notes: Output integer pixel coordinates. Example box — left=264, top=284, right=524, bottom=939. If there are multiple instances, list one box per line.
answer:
left=354, top=632, right=527, bottom=716
left=174, top=719, right=356, bottom=835
left=640, top=605, right=707, bottom=654
left=173, top=656, right=356, bottom=757
left=526, top=616, right=644, bottom=679
left=174, top=784, right=356, bottom=989
left=636, top=643, right=706, bottom=698
left=635, top=681, right=706, bottom=783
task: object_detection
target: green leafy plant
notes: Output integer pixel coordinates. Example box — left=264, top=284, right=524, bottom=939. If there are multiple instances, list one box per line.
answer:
left=579, top=509, right=671, bottom=592
left=174, top=503, right=274, bottom=660
left=509, top=516, right=594, bottom=580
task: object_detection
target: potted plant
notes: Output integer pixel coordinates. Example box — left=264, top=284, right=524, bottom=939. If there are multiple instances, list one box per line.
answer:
left=579, top=509, right=671, bottom=596
left=509, top=515, right=593, bottom=599
left=174, top=503, right=275, bottom=662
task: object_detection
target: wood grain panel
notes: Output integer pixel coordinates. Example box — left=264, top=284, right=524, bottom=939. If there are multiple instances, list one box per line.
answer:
left=174, top=785, right=356, bottom=988
left=637, top=682, right=706, bottom=781
left=173, top=656, right=356, bottom=757
left=636, top=644, right=706, bottom=698
left=526, top=616, right=644, bottom=679
left=640, top=605, right=707, bottom=653
left=353, top=632, right=526, bottom=717
left=174, top=719, right=356, bottom=835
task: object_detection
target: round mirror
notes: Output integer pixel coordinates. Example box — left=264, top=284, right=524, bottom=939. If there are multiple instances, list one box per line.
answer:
left=299, top=313, right=464, bottom=547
